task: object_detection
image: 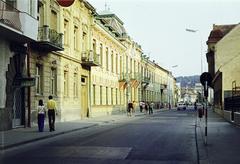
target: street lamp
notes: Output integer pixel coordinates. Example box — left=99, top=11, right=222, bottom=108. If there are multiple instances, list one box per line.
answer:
left=186, top=28, right=204, bottom=102
left=185, top=28, right=203, bottom=74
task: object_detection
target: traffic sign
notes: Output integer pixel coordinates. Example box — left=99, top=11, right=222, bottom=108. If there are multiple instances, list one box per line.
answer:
left=200, top=72, right=212, bottom=86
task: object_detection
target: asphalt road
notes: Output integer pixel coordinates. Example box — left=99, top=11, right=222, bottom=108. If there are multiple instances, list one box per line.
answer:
left=1, top=109, right=198, bottom=164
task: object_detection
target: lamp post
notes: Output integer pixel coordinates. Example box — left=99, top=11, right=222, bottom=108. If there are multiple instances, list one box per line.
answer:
left=170, top=65, right=178, bottom=107
left=186, top=28, right=205, bottom=139
left=186, top=28, right=204, bottom=102
left=185, top=28, right=203, bottom=74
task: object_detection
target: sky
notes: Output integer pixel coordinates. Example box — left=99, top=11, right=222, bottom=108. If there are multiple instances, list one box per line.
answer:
left=88, top=0, right=240, bottom=77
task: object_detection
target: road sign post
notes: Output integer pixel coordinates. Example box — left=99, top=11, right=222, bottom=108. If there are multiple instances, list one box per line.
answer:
left=200, top=72, right=212, bottom=145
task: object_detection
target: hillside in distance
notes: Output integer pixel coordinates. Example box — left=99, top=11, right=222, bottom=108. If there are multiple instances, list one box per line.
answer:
left=176, top=75, right=200, bottom=87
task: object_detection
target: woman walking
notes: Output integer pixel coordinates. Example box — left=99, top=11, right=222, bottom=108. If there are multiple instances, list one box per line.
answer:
left=37, top=99, right=46, bottom=132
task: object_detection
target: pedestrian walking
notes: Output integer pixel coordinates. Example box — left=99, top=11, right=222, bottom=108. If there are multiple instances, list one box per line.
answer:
left=133, top=101, right=137, bottom=114
left=139, top=101, right=143, bottom=112
left=149, top=101, right=154, bottom=114
left=37, top=99, right=46, bottom=132
left=47, top=95, right=57, bottom=132
left=127, top=101, right=133, bottom=117
left=145, top=102, right=149, bottom=114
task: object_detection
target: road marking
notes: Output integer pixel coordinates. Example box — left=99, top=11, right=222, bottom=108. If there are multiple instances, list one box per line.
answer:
left=32, top=146, right=132, bottom=159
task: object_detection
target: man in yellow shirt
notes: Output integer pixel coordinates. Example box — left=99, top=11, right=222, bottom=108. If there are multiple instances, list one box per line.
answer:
left=47, top=95, right=57, bottom=132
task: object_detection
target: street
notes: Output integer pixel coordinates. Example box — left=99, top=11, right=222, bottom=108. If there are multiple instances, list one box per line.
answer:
left=0, top=110, right=198, bottom=164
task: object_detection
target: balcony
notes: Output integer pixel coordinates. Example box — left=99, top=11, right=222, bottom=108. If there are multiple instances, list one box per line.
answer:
left=142, top=76, right=150, bottom=84
left=141, top=76, right=151, bottom=89
left=31, top=25, right=64, bottom=51
left=130, top=72, right=141, bottom=88
left=0, top=1, right=21, bottom=31
left=119, top=73, right=129, bottom=82
left=0, top=0, right=38, bottom=43
left=118, top=73, right=129, bottom=89
left=160, top=84, right=167, bottom=89
left=81, top=50, right=100, bottom=67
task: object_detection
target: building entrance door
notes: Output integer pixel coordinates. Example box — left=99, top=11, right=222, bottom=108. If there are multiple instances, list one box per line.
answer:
left=81, top=76, right=88, bottom=118
left=12, top=88, right=24, bottom=128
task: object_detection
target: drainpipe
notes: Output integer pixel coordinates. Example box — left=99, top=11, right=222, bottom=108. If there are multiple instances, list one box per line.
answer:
left=88, top=67, right=91, bottom=118
left=27, top=44, right=31, bottom=127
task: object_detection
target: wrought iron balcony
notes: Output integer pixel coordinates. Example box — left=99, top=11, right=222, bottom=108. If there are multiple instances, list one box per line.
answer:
left=130, top=72, right=141, bottom=81
left=160, top=84, right=167, bottom=89
left=142, top=76, right=150, bottom=84
left=119, top=73, right=130, bottom=82
left=32, top=25, right=64, bottom=51
left=0, top=0, right=21, bottom=31
left=81, top=50, right=100, bottom=67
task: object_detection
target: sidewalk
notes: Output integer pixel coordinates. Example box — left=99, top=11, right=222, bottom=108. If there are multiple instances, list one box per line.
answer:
left=0, top=108, right=168, bottom=151
left=197, top=109, right=240, bottom=164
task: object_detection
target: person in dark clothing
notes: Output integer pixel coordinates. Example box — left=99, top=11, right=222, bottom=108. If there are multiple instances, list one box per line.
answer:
left=127, top=101, right=133, bottom=116
left=37, top=99, right=46, bottom=132
left=145, top=102, right=149, bottom=114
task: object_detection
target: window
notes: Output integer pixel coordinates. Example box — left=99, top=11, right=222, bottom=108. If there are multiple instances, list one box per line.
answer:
left=130, top=58, right=132, bottom=74
left=106, top=87, right=108, bottom=105
left=111, top=51, right=114, bottom=73
left=100, top=44, right=103, bottom=66
left=6, top=0, right=16, bottom=9
left=116, top=88, right=118, bottom=105
left=120, top=56, right=122, bottom=76
left=51, top=10, right=57, bottom=30
left=73, top=73, right=78, bottom=97
left=116, top=54, right=118, bottom=74
left=111, top=88, right=113, bottom=105
left=126, top=56, right=128, bottom=72
left=100, top=86, right=102, bottom=105
left=64, top=71, right=68, bottom=96
left=93, top=84, right=96, bottom=105
left=29, top=0, right=34, bottom=16
left=50, top=68, right=57, bottom=95
left=120, top=90, right=122, bottom=105
left=134, top=60, right=136, bottom=74
left=93, top=39, right=96, bottom=54
left=64, top=19, right=69, bottom=45
left=82, top=32, right=87, bottom=53
left=37, top=2, right=44, bottom=27
left=106, top=48, right=109, bottom=71
left=36, top=65, right=43, bottom=95
left=74, top=26, right=79, bottom=50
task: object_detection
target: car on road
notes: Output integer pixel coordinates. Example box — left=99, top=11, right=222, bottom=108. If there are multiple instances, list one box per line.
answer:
left=177, top=102, right=186, bottom=110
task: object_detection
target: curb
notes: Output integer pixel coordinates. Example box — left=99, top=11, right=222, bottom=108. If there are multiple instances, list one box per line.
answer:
left=0, top=109, right=168, bottom=151
left=0, top=124, right=98, bottom=151
left=196, top=121, right=210, bottom=164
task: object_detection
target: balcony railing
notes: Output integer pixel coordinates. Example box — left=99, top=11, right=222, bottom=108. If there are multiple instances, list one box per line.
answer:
left=36, top=25, right=63, bottom=51
left=81, top=50, right=100, bottom=67
left=142, top=76, right=150, bottom=84
left=130, top=72, right=141, bottom=81
left=0, top=0, right=21, bottom=31
left=119, top=73, right=130, bottom=81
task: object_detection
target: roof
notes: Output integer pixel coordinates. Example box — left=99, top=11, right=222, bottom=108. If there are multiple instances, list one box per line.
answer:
left=97, top=10, right=127, bottom=37
left=207, top=24, right=237, bottom=44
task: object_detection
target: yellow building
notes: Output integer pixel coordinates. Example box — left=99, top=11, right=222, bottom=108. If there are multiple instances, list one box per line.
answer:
left=28, top=0, right=177, bottom=125
left=90, top=10, right=127, bottom=116
left=30, top=0, right=98, bottom=123
left=206, top=24, right=238, bottom=115
left=91, top=10, right=143, bottom=116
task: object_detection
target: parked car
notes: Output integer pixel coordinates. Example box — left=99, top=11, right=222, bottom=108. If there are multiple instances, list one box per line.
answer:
left=177, top=102, right=186, bottom=110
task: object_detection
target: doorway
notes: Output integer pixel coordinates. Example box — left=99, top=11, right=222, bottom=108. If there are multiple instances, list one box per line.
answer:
left=12, top=88, right=24, bottom=128
left=81, top=76, right=88, bottom=118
